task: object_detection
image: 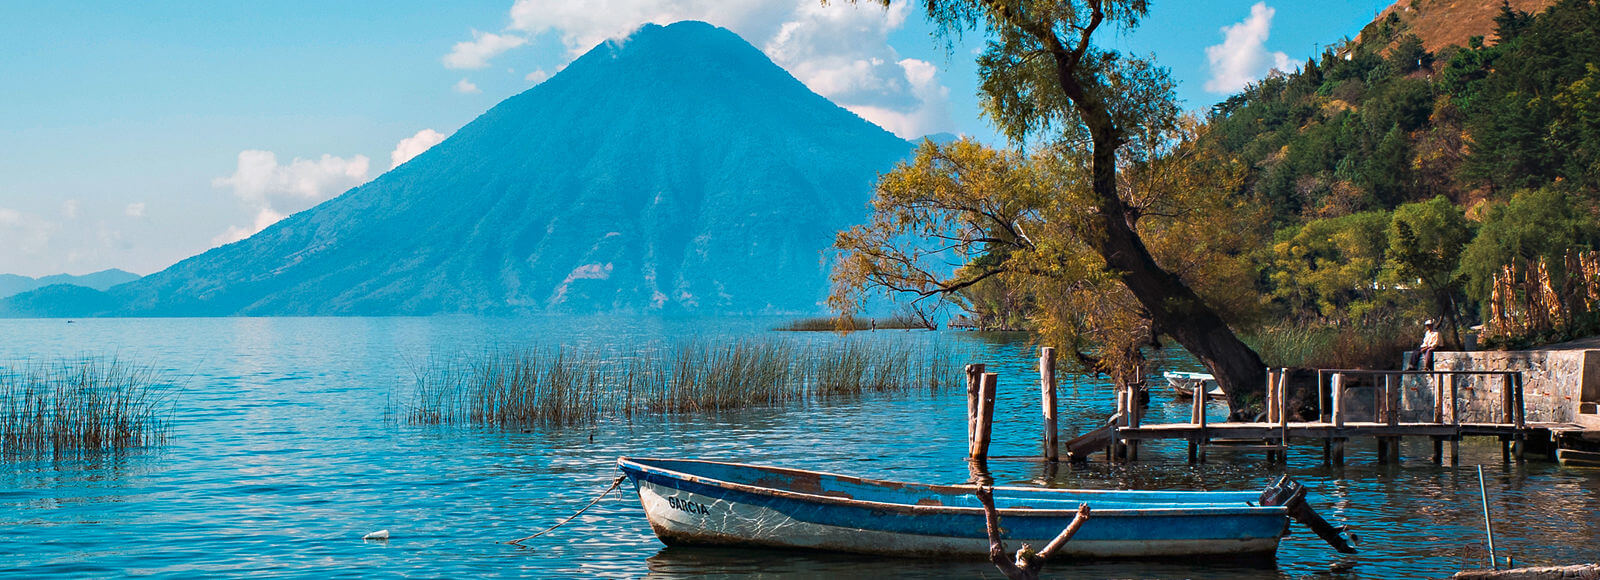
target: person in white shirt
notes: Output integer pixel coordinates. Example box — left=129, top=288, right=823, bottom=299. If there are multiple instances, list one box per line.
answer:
left=1414, top=319, right=1440, bottom=370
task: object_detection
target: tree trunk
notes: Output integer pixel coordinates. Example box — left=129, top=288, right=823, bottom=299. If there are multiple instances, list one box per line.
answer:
left=1087, top=171, right=1267, bottom=415
left=1037, top=9, right=1266, bottom=413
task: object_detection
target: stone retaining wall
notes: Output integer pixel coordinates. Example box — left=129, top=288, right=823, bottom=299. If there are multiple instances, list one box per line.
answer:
left=1415, top=350, right=1600, bottom=427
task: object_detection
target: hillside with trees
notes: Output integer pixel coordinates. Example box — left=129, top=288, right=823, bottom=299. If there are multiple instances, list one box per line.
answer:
left=835, top=0, right=1600, bottom=399
left=1206, top=0, right=1600, bottom=350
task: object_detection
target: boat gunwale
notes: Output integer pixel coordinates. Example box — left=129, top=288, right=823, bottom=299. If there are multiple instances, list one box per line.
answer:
left=618, top=456, right=1286, bottom=519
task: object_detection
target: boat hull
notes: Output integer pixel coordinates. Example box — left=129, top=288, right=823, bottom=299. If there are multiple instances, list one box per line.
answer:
left=620, top=457, right=1285, bottom=560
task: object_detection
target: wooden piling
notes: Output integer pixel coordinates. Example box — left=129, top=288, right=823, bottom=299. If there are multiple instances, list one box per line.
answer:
left=1512, top=374, right=1526, bottom=462
left=1278, top=368, right=1290, bottom=463
left=1331, top=373, right=1346, bottom=428
left=1040, top=348, right=1058, bottom=462
left=1384, top=372, right=1401, bottom=463
left=971, top=372, right=998, bottom=460
left=1193, top=387, right=1208, bottom=463
left=1266, top=370, right=1279, bottom=424
left=1330, top=373, right=1345, bottom=466
left=966, top=364, right=984, bottom=448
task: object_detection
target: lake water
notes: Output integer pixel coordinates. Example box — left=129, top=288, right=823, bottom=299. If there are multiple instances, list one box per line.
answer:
left=1, top=316, right=1595, bottom=578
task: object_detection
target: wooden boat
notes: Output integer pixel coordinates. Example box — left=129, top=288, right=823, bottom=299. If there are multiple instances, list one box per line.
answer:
left=618, top=457, right=1352, bottom=560
left=1164, top=371, right=1226, bottom=400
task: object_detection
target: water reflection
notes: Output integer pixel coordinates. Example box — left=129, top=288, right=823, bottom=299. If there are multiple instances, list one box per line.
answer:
left=0, top=317, right=1595, bottom=577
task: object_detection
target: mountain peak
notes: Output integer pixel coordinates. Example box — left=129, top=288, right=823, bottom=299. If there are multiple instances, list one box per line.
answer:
left=22, top=21, right=912, bottom=316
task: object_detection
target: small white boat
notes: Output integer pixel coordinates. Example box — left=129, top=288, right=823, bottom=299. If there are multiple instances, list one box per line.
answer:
left=1164, top=371, right=1226, bottom=399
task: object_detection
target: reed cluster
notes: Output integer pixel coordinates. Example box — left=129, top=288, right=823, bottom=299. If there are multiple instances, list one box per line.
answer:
left=775, top=313, right=932, bottom=331
left=0, top=358, right=173, bottom=458
left=402, top=338, right=959, bottom=427
left=1246, top=321, right=1415, bottom=370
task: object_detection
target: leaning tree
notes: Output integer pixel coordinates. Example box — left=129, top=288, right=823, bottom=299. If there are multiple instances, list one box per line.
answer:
left=834, top=0, right=1269, bottom=411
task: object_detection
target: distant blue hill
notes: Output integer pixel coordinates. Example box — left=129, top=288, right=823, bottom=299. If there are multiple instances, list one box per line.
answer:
left=0, top=269, right=140, bottom=299
left=3, top=21, right=912, bottom=317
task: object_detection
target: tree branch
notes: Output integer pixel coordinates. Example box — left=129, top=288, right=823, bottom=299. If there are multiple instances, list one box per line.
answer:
left=975, top=486, right=1092, bottom=580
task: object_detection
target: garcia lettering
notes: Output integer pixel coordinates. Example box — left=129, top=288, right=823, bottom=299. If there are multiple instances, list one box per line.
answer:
left=666, top=495, right=712, bottom=516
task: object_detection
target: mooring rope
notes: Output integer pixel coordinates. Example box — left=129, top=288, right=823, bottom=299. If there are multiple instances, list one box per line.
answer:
left=506, top=474, right=627, bottom=546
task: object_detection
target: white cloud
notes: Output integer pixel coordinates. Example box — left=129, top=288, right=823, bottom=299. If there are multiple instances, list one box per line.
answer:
left=454, top=78, right=482, bottom=94
left=1204, top=2, right=1293, bottom=94
left=211, top=150, right=370, bottom=244
left=0, top=206, right=57, bottom=257
left=61, top=199, right=80, bottom=220
left=443, top=30, right=529, bottom=69
left=390, top=129, right=447, bottom=168
left=507, top=0, right=783, bottom=57
left=844, top=58, right=952, bottom=139
left=496, top=0, right=951, bottom=138
left=524, top=69, right=550, bottom=84
left=125, top=202, right=146, bottom=218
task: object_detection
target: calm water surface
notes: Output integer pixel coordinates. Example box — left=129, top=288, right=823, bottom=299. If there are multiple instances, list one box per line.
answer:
left=1, top=317, right=1595, bottom=578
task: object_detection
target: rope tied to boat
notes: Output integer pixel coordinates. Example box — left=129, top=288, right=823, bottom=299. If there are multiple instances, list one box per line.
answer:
left=506, top=474, right=627, bottom=546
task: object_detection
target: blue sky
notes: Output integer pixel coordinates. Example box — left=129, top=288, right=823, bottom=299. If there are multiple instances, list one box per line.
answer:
left=0, top=0, right=1394, bottom=277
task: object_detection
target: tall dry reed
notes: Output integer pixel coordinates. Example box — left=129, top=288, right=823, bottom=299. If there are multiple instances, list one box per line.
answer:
left=0, top=358, right=174, bottom=458
left=402, top=338, right=959, bottom=427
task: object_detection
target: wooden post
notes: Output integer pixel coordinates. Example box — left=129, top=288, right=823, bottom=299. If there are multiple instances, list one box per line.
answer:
left=1500, top=373, right=1513, bottom=463
left=971, top=372, right=998, bottom=460
left=1264, top=370, right=1276, bottom=462
left=1195, top=385, right=1209, bottom=464
left=1383, top=372, right=1400, bottom=464
left=1450, top=373, right=1461, bottom=425
left=1513, top=373, right=1526, bottom=429
left=1434, top=372, right=1446, bottom=424
left=1501, top=373, right=1515, bottom=425
left=1128, top=383, right=1142, bottom=462
left=966, top=364, right=984, bottom=448
left=1040, top=348, right=1058, bottom=462
left=1266, top=370, right=1279, bottom=424
left=1331, top=372, right=1346, bottom=466
left=1331, top=373, right=1346, bottom=428
left=1279, top=368, right=1290, bottom=462
left=1512, top=373, right=1525, bottom=461
left=1387, top=372, right=1401, bottom=427
left=1449, top=373, right=1460, bottom=466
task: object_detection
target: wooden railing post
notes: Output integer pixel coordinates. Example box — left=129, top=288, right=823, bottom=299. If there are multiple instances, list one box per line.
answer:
left=1040, top=347, right=1058, bottom=462
left=1386, top=372, right=1400, bottom=427
left=1449, top=372, right=1461, bottom=466
left=1502, top=372, right=1515, bottom=425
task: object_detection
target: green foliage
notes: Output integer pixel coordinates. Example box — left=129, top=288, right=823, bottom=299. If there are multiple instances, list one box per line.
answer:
left=1268, top=210, right=1392, bottom=321
left=1459, top=186, right=1600, bottom=302
left=1386, top=196, right=1472, bottom=285
left=1447, top=0, right=1600, bottom=194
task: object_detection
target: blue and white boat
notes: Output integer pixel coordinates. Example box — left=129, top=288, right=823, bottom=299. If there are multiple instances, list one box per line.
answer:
left=618, top=457, right=1351, bottom=560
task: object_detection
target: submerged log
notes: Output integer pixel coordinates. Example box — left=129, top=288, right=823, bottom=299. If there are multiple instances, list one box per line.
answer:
left=1451, top=564, right=1600, bottom=579
left=975, top=486, right=1091, bottom=580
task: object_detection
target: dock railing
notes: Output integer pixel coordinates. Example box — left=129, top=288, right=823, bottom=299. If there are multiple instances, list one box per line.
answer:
left=1312, top=369, right=1525, bottom=428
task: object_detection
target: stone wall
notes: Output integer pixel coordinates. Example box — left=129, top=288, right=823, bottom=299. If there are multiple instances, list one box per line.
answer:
left=1413, top=349, right=1600, bottom=427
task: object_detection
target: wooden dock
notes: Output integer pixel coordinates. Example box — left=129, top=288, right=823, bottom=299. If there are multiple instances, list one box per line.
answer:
left=1077, top=366, right=1590, bottom=465
left=965, top=353, right=1600, bottom=466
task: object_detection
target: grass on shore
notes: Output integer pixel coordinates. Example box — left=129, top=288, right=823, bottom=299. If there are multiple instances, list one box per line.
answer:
left=0, top=358, right=174, bottom=458
left=1245, top=321, right=1415, bottom=370
left=776, top=313, right=933, bottom=332
left=402, top=338, right=960, bottom=427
